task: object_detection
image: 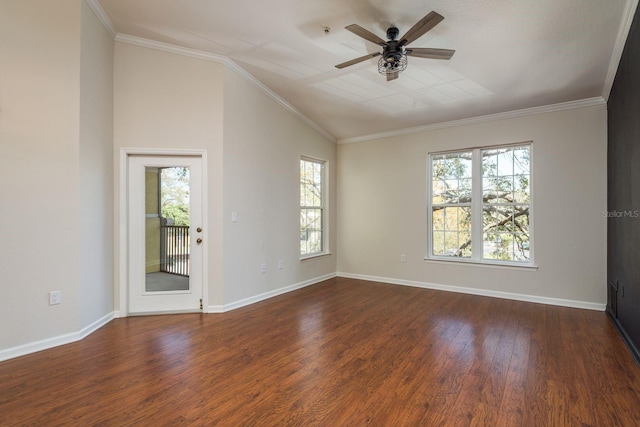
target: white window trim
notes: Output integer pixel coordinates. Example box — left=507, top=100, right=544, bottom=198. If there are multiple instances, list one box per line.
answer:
left=300, top=156, right=330, bottom=260
left=426, top=142, right=535, bottom=268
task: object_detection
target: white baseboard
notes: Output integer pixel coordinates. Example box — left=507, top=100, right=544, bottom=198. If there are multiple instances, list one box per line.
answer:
left=1, top=271, right=604, bottom=363
left=79, top=311, right=116, bottom=339
left=0, top=311, right=115, bottom=362
left=207, top=273, right=336, bottom=313
left=337, top=272, right=606, bottom=311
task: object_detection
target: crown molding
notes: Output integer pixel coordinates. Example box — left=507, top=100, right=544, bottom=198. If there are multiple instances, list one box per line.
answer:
left=114, top=34, right=227, bottom=63
left=337, top=97, right=606, bottom=144
left=84, top=0, right=116, bottom=37
left=114, top=34, right=336, bottom=143
left=603, top=0, right=639, bottom=101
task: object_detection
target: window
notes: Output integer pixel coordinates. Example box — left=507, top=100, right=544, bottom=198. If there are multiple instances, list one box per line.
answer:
left=300, top=157, right=326, bottom=257
left=428, top=144, right=532, bottom=265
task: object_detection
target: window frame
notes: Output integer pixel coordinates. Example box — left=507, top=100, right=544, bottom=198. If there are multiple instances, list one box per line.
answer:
left=300, top=156, right=329, bottom=260
left=426, top=142, right=534, bottom=267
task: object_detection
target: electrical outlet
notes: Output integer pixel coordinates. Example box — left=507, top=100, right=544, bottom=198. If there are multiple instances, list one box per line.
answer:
left=400, top=254, right=407, bottom=263
left=261, top=263, right=267, bottom=273
left=278, top=260, right=284, bottom=269
left=49, top=291, right=61, bottom=305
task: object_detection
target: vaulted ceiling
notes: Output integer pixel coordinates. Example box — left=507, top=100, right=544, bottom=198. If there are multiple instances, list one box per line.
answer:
left=97, top=0, right=635, bottom=141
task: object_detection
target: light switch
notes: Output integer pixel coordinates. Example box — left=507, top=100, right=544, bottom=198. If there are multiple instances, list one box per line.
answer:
left=231, top=212, right=238, bottom=223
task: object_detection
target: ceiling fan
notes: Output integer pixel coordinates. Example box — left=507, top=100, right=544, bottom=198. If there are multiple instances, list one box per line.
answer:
left=335, top=11, right=455, bottom=81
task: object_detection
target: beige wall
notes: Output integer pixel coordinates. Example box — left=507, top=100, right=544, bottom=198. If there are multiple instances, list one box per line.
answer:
left=1, top=0, right=113, bottom=351
left=78, top=0, right=114, bottom=329
left=113, top=42, right=225, bottom=310
left=337, top=104, right=607, bottom=306
left=0, top=0, right=80, bottom=349
left=113, top=42, right=337, bottom=310
left=114, top=42, right=224, bottom=309
left=222, top=68, right=337, bottom=305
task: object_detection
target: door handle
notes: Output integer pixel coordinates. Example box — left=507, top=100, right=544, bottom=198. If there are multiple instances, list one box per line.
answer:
left=196, top=238, right=203, bottom=244
left=196, top=227, right=202, bottom=232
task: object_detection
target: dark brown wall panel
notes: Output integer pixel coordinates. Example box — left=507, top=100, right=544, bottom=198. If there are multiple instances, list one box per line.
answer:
left=608, top=5, right=640, bottom=364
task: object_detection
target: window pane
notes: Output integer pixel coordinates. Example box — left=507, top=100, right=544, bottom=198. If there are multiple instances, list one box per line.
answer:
left=497, top=150, right=514, bottom=176
left=483, top=233, right=499, bottom=259
left=459, top=178, right=472, bottom=203
left=433, top=208, right=445, bottom=231
left=483, top=151, right=497, bottom=177
left=300, top=159, right=325, bottom=256
left=484, top=176, right=514, bottom=204
left=483, top=177, right=497, bottom=203
left=432, top=179, right=447, bottom=204
left=497, top=233, right=515, bottom=260
left=513, top=232, right=530, bottom=261
left=300, top=208, right=323, bottom=255
left=513, top=148, right=530, bottom=175
left=458, top=232, right=472, bottom=257
left=431, top=206, right=471, bottom=258
left=444, top=232, right=460, bottom=255
left=482, top=146, right=530, bottom=206
left=514, top=205, right=530, bottom=231
left=482, top=204, right=530, bottom=262
left=432, top=231, right=445, bottom=255
left=432, top=152, right=472, bottom=205
left=513, top=174, right=530, bottom=203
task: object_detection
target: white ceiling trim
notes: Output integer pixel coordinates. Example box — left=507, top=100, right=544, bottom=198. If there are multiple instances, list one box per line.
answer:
left=603, top=0, right=639, bottom=101
left=114, top=34, right=336, bottom=143
left=337, top=97, right=606, bottom=144
left=84, top=0, right=116, bottom=37
left=114, top=33, right=227, bottom=63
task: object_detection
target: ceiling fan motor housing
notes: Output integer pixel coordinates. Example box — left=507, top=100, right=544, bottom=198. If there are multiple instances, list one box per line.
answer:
left=386, top=26, right=400, bottom=40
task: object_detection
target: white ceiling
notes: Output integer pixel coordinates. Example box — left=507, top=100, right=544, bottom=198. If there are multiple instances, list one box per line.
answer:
left=97, top=0, right=634, bottom=141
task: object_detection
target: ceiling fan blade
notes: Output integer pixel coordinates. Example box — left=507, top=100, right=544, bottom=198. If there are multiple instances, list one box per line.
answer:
left=387, top=72, right=399, bottom=81
left=335, top=52, right=381, bottom=69
left=400, top=11, right=444, bottom=46
left=406, top=48, right=455, bottom=60
left=345, top=24, right=388, bottom=46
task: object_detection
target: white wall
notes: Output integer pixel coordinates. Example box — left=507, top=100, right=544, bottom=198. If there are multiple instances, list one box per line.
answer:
left=78, top=1, right=114, bottom=328
left=113, top=42, right=225, bottom=311
left=337, top=104, right=607, bottom=306
left=0, top=0, right=81, bottom=350
left=222, top=68, right=337, bottom=306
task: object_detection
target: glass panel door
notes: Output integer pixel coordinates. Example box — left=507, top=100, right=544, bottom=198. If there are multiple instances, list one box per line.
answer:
left=145, top=166, right=191, bottom=292
left=127, top=155, right=203, bottom=314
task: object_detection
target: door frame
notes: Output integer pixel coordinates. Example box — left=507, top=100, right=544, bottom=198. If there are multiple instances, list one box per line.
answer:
left=118, top=148, right=208, bottom=317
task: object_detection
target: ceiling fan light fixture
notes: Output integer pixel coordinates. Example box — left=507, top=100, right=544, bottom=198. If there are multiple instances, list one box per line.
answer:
left=378, top=53, right=407, bottom=76
left=336, top=11, right=454, bottom=81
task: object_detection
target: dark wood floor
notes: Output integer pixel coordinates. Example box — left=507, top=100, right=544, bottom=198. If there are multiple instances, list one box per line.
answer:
left=2, top=277, right=640, bottom=426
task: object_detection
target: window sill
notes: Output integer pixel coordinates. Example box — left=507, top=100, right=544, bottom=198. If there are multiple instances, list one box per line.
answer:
left=424, top=257, right=538, bottom=271
left=300, top=252, right=332, bottom=261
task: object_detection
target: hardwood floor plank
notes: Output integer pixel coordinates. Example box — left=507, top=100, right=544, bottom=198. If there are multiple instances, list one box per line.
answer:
left=1, top=278, right=640, bottom=425
left=495, top=310, right=531, bottom=427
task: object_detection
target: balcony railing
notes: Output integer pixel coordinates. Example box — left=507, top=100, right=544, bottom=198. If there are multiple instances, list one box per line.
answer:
left=160, top=225, right=190, bottom=276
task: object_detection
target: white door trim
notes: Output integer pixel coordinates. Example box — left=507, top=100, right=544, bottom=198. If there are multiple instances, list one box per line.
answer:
left=118, top=148, right=208, bottom=317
